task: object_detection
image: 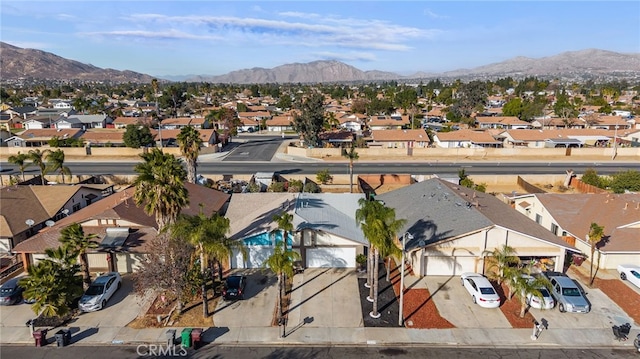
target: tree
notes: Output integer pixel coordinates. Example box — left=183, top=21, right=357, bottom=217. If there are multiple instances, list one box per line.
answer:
left=19, top=246, right=83, bottom=318
left=581, top=168, right=603, bottom=188
left=610, top=170, right=640, bottom=193
left=8, top=152, right=30, bottom=182
left=316, top=169, right=333, bottom=185
left=483, top=244, right=520, bottom=285
left=342, top=143, right=359, bottom=193
left=263, top=212, right=300, bottom=338
left=59, top=223, right=99, bottom=290
left=502, top=98, right=524, bottom=118
left=355, top=198, right=405, bottom=318
left=123, top=124, right=154, bottom=148
left=133, top=148, right=189, bottom=230
left=509, top=272, right=551, bottom=318
left=46, top=149, right=72, bottom=183
left=166, top=210, right=234, bottom=318
left=292, top=93, right=325, bottom=148
left=176, top=126, right=203, bottom=184
left=587, top=222, right=605, bottom=286
left=28, top=149, right=50, bottom=185
left=449, top=80, right=488, bottom=120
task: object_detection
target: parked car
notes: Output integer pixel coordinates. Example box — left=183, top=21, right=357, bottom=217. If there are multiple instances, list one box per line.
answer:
left=222, top=275, right=246, bottom=301
left=79, top=272, right=122, bottom=312
left=543, top=272, right=590, bottom=313
left=0, top=277, right=24, bottom=305
left=460, top=272, right=501, bottom=308
left=521, top=275, right=555, bottom=310
left=617, top=264, right=640, bottom=289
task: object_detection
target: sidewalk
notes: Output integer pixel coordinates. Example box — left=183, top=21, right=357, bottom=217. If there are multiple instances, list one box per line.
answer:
left=2, top=323, right=636, bottom=349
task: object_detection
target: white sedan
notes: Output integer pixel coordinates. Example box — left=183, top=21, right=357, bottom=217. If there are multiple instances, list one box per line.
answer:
left=617, top=264, right=640, bottom=289
left=460, top=272, right=501, bottom=308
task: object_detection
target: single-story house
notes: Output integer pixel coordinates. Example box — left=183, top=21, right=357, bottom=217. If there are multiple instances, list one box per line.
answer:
left=367, top=115, right=410, bottom=130
left=11, top=183, right=230, bottom=273
left=512, top=193, right=640, bottom=270
left=225, top=192, right=368, bottom=269
left=151, top=129, right=219, bottom=147
left=433, top=129, right=503, bottom=148
left=266, top=115, right=294, bottom=132
left=80, top=130, right=127, bottom=147
left=368, top=129, right=430, bottom=149
left=475, top=116, right=531, bottom=129
left=55, top=114, right=112, bottom=129
left=499, top=129, right=613, bottom=148
left=4, top=129, right=82, bottom=147
left=377, top=178, right=578, bottom=276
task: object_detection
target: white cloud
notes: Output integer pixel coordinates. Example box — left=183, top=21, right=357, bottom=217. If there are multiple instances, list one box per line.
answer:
left=55, top=13, right=76, bottom=21
left=312, top=51, right=377, bottom=62
left=81, top=29, right=223, bottom=41
left=423, top=9, right=449, bottom=19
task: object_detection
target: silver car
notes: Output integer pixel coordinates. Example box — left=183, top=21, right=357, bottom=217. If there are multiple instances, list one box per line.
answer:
left=545, top=273, right=590, bottom=313
left=79, top=272, right=122, bottom=312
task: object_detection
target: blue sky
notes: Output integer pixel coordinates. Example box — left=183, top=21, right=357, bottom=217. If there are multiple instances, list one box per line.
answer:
left=2, top=1, right=639, bottom=78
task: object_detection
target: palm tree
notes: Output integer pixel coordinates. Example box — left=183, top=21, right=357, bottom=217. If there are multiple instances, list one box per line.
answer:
left=342, top=143, right=359, bottom=193
left=166, top=210, right=235, bottom=318
left=133, top=148, right=189, bottom=230
left=272, top=212, right=294, bottom=251
left=483, top=244, right=520, bottom=285
left=176, top=126, right=203, bottom=184
left=7, top=152, right=30, bottom=182
left=59, top=223, right=99, bottom=290
left=28, top=149, right=50, bottom=185
left=263, top=243, right=300, bottom=338
left=20, top=246, right=83, bottom=318
left=509, top=272, right=552, bottom=318
left=151, top=78, right=162, bottom=149
left=356, top=198, right=405, bottom=318
left=46, top=149, right=72, bottom=183
left=587, top=222, right=605, bottom=286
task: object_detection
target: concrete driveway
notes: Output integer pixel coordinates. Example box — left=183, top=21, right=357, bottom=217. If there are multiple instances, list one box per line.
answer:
left=287, top=268, right=363, bottom=328
left=212, top=269, right=277, bottom=328
left=421, top=275, right=512, bottom=329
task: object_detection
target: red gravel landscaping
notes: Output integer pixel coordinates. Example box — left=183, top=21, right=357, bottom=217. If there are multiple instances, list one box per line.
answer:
left=388, top=259, right=455, bottom=329
left=494, top=283, right=537, bottom=328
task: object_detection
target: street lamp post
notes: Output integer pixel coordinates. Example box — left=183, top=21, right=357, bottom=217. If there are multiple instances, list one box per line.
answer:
left=399, top=232, right=413, bottom=327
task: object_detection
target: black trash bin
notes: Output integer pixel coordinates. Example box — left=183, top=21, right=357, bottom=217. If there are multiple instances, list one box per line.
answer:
left=54, top=329, right=70, bottom=347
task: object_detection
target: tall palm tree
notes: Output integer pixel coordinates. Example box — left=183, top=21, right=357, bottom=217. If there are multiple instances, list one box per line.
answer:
left=509, top=272, right=551, bottom=318
left=587, top=222, right=605, bottom=286
left=133, top=148, right=189, bottom=230
left=176, top=126, right=203, bottom=184
left=272, top=212, right=294, bottom=251
left=342, top=143, right=359, bottom=193
left=166, top=210, right=235, bottom=318
left=46, top=149, right=72, bottom=183
left=7, top=152, right=30, bottom=182
left=151, top=78, right=162, bottom=149
left=263, top=242, right=300, bottom=338
left=483, top=244, right=520, bottom=285
left=59, top=223, right=99, bottom=290
left=356, top=198, right=405, bottom=318
left=28, top=149, right=50, bottom=185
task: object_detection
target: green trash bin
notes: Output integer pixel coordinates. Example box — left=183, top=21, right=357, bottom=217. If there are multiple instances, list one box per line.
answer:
left=181, top=328, right=193, bottom=348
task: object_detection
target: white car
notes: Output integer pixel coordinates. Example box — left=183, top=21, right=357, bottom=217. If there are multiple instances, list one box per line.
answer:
left=460, top=272, right=501, bottom=308
left=79, top=272, right=122, bottom=312
left=521, top=275, right=555, bottom=310
left=617, top=264, right=640, bottom=289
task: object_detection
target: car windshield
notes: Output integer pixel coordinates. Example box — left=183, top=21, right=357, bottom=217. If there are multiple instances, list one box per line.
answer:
left=539, top=288, right=551, bottom=297
left=225, top=277, right=241, bottom=289
left=562, top=287, right=581, bottom=296
left=479, top=287, right=495, bottom=295
left=85, top=285, right=104, bottom=296
left=632, top=271, right=640, bottom=279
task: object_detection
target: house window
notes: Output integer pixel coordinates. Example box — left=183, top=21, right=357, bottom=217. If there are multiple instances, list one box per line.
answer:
left=72, top=203, right=81, bottom=212
left=550, top=223, right=559, bottom=235
left=561, top=230, right=567, bottom=236
left=535, top=214, right=542, bottom=224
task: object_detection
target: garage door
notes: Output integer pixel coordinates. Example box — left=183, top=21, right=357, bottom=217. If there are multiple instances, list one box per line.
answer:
left=231, top=246, right=273, bottom=269
left=306, top=247, right=356, bottom=268
left=423, top=256, right=476, bottom=276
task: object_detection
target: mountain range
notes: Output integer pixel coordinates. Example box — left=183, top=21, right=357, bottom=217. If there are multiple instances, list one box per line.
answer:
left=1, top=41, right=638, bottom=84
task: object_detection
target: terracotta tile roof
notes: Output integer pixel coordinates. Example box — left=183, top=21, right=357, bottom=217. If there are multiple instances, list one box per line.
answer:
left=16, top=128, right=82, bottom=141
left=150, top=129, right=216, bottom=141
left=113, top=117, right=141, bottom=125
left=371, top=129, right=429, bottom=142
left=368, top=115, right=410, bottom=127
left=435, top=129, right=501, bottom=144
left=80, top=130, right=126, bottom=144
left=268, top=115, right=294, bottom=126
left=504, top=129, right=613, bottom=141
left=535, top=193, right=640, bottom=253
left=593, top=116, right=632, bottom=126
left=475, top=116, right=529, bottom=126
left=237, top=111, right=271, bottom=118
left=161, top=117, right=197, bottom=125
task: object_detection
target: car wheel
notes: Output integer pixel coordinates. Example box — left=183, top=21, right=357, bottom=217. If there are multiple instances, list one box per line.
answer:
left=117, top=282, right=122, bottom=290
left=101, top=300, right=106, bottom=310
left=559, top=303, right=565, bottom=313
left=620, top=273, right=627, bottom=280
left=461, top=278, right=464, bottom=286
left=472, top=296, right=477, bottom=304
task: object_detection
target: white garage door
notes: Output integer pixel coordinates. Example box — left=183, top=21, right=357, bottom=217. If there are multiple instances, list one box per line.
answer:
left=306, top=247, right=356, bottom=268
left=423, top=256, right=476, bottom=276
left=231, top=246, right=273, bottom=269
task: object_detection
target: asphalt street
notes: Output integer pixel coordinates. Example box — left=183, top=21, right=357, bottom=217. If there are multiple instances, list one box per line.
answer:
left=1, top=345, right=636, bottom=359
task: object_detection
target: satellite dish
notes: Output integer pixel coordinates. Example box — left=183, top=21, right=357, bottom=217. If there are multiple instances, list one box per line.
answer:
left=25, top=219, right=35, bottom=227
left=61, top=209, right=70, bottom=215
left=45, top=220, right=55, bottom=227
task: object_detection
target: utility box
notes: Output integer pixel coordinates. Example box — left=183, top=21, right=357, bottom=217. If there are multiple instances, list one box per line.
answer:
left=54, top=329, right=71, bottom=347
left=190, top=328, right=203, bottom=349
left=32, top=329, right=47, bottom=347
left=181, top=328, right=193, bottom=348
left=165, top=329, right=176, bottom=346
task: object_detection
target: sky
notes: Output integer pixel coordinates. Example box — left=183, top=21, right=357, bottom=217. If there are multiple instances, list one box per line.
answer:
left=2, top=1, right=639, bottom=79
